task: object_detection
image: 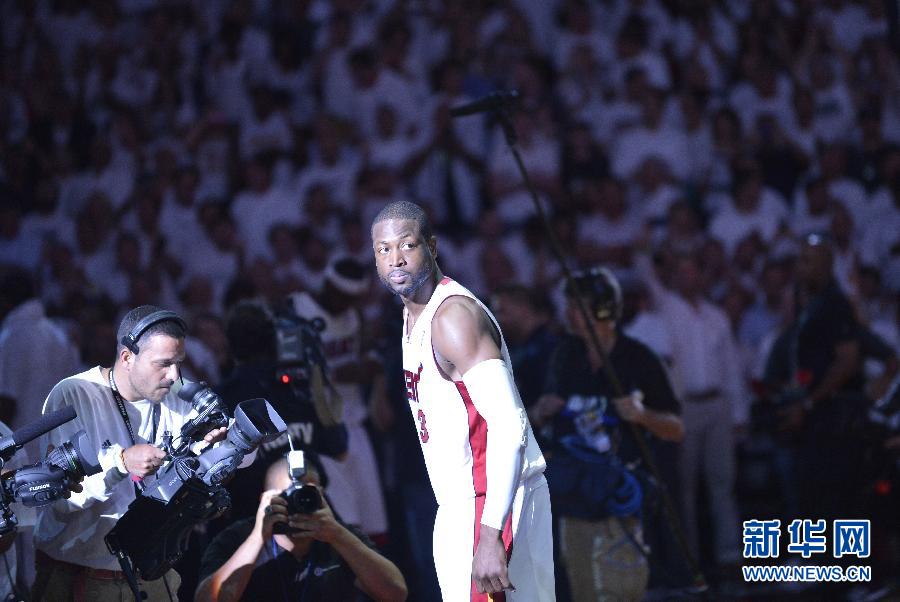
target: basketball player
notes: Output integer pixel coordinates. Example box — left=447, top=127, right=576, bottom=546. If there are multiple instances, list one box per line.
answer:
left=371, top=201, right=554, bottom=601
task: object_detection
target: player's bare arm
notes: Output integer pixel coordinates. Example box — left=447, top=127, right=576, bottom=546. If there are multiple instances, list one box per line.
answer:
left=432, top=296, right=525, bottom=594
left=431, top=296, right=501, bottom=380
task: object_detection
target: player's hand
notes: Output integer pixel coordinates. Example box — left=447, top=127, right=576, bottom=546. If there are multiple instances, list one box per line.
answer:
left=613, top=390, right=646, bottom=424
left=472, top=526, right=514, bottom=595
left=123, top=443, right=167, bottom=477
left=256, top=490, right=288, bottom=541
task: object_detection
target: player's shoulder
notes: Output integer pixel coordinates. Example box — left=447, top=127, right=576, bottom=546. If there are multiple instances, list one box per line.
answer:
left=433, top=295, right=490, bottom=332
left=435, top=293, right=480, bottom=312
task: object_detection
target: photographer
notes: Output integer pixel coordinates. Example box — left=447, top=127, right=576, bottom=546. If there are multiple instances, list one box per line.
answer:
left=215, top=302, right=348, bottom=521
left=195, top=456, right=407, bottom=602
left=33, top=305, right=227, bottom=600
left=533, top=268, right=683, bottom=601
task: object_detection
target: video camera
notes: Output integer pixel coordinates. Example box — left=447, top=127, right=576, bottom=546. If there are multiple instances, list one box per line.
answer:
left=273, top=449, right=321, bottom=534
left=105, top=383, right=287, bottom=592
left=272, top=305, right=328, bottom=403
left=0, top=406, right=101, bottom=535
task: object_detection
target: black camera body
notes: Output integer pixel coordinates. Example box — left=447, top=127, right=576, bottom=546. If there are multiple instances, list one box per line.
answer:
left=282, top=482, right=322, bottom=515
left=6, top=430, right=101, bottom=508
left=272, top=449, right=321, bottom=534
left=106, top=388, right=287, bottom=581
left=107, top=477, right=230, bottom=580
left=273, top=307, right=328, bottom=402
left=175, top=381, right=230, bottom=446
left=0, top=406, right=101, bottom=535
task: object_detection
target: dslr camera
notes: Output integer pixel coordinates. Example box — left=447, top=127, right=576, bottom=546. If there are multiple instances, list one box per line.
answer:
left=273, top=450, right=321, bottom=534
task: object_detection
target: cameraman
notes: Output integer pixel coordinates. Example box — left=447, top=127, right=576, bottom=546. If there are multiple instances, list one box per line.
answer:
left=533, top=268, right=683, bottom=601
left=215, top=302, right=348, bottom=521
left=195, top=456, right=407, bottom=602
left=33, top=305, right=227, bottom=600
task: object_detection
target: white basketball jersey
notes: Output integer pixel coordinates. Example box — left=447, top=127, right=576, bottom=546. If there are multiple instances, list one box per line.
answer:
left=401, top=277, right=546, bottom=506
left=290, top=292, right=368, bottom=425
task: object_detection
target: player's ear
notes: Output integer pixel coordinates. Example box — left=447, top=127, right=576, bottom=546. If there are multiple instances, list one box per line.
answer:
left=428, top=235, right=437, bottom=260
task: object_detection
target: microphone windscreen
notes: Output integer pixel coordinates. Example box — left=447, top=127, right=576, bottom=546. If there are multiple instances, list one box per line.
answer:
left=12, top=406, right=77, bottom=449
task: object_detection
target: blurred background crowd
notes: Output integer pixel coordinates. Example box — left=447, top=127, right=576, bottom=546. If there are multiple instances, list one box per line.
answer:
left=2, top=0, right=900, bottom=599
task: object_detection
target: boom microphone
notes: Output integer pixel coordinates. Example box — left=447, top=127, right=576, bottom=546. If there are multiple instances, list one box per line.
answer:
left=0, top=406, right=78, bottom=462
left=12, top=406, right=77, bottom=449
left=449, top=89, right=520, bottom=117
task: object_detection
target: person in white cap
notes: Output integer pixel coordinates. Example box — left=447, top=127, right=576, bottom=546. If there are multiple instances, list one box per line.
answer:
left=289, top=257, right=389, bottom=541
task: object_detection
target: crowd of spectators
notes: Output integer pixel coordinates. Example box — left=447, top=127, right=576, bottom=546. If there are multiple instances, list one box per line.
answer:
left=2, top=0, right=900, bottom=598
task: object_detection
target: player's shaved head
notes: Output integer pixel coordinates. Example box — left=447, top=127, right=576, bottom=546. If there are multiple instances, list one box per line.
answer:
left=371, top=200, right=433, bottom=241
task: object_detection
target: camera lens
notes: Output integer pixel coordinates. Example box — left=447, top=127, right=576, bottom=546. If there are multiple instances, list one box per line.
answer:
left=178, top=381, right=222, bottom=413
left=287, top=484, right=320, bottom=514
left=47, top=430, right=101, bottom=478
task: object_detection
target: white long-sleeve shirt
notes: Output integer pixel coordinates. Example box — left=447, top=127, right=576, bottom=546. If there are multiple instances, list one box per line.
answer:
left=35, top=367, right=201, bottom=570
left=636, top=256, right=749, bottom=424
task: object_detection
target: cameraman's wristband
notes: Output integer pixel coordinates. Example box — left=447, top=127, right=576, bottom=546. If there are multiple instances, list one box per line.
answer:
left=113, top=445, right=128, bottom=475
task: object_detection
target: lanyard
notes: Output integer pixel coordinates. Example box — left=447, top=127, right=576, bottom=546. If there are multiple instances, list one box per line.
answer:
left=108, top=367, right=160, bottom=445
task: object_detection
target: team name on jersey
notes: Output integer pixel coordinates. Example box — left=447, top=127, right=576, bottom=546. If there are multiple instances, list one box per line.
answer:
left=404, top=363, right=423, bottom=404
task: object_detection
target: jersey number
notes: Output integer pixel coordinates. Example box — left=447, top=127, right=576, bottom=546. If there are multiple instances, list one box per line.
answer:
left=417, top=409, right=429, bottom=443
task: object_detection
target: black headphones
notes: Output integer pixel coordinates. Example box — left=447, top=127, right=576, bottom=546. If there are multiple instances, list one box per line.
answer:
left=120, top=310, right=187, bottom=354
